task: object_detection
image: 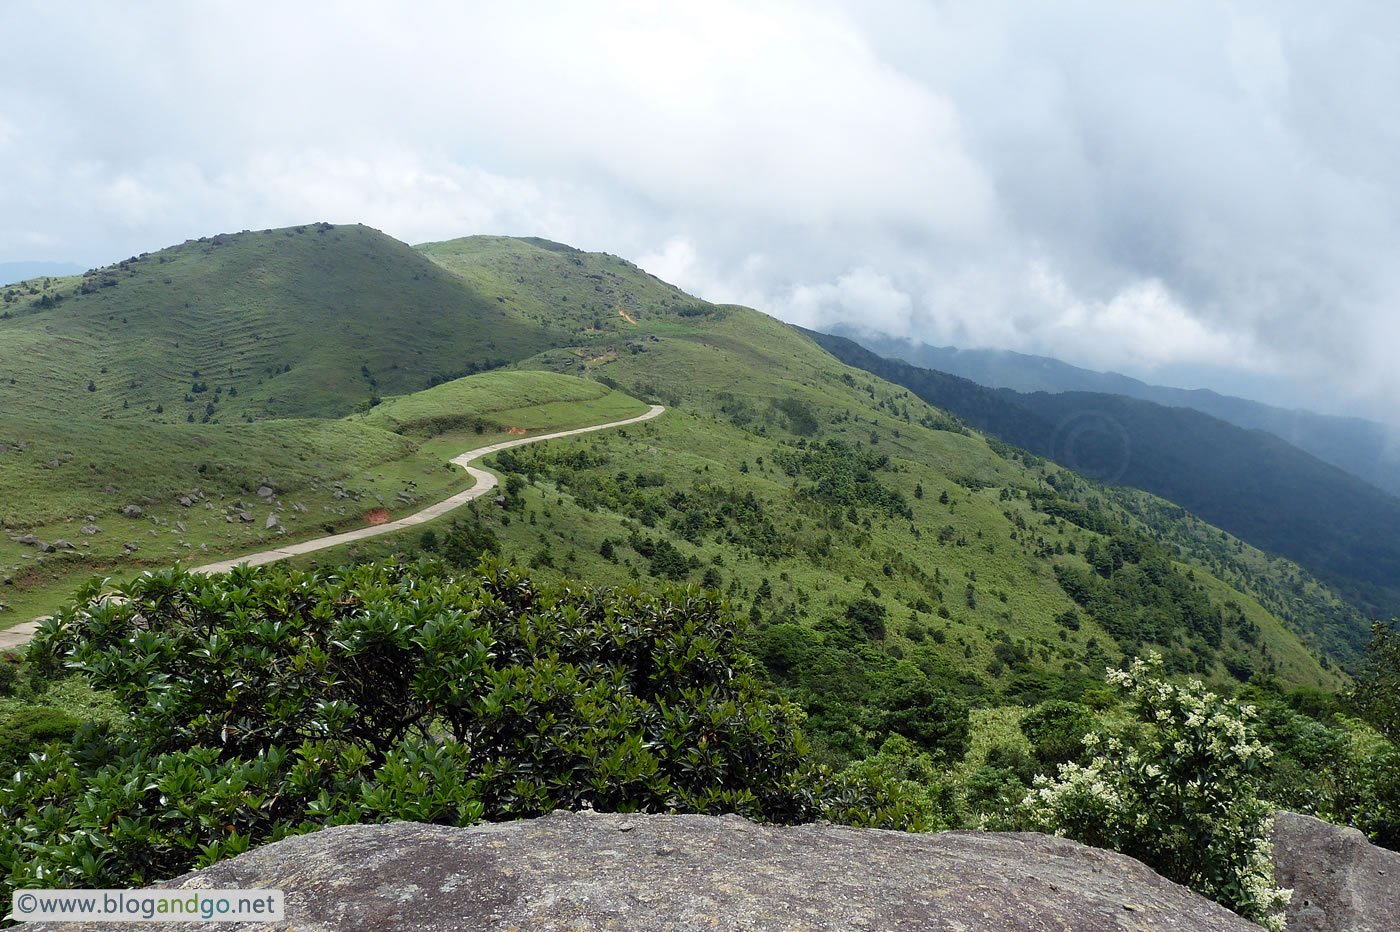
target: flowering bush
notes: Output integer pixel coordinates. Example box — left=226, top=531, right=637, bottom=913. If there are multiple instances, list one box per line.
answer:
left=1021, top=654, right=1291, bottom=931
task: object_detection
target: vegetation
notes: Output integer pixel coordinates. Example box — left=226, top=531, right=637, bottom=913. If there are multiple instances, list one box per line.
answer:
left=4, top=229, right=1397, bottom=929
left=1021, top=655, right=1291, bottom=930
left=1, top=562, right=921, bottom=901
left=806, top=327, right=1400, bottom=626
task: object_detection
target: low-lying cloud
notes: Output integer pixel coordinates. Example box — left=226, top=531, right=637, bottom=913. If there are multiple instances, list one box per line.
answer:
left=1, top=0, right=1395, bottom=420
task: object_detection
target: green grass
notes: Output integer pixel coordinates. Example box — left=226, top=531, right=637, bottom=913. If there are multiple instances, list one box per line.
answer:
left=0, top=370, right=645, bottom=626
left=2, top=229, right=1359, bottom=705
left=0, top=224, right=560, bottom=424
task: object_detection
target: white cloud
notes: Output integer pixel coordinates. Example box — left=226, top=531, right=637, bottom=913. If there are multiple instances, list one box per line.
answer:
left=0, top=0, right=1396, bottom=416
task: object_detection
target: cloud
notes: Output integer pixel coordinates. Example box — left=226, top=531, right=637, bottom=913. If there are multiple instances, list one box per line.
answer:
left=0, top=0, right=1396, bottom=418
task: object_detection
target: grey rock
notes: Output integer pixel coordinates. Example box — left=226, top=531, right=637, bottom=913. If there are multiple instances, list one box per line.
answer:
left=1273, top=811, right=1400, bottom=932
left=37, top=541, right=54, bottom=553
left=102, top=484, right=118, bottom=493
left=50, top=539, right=73, bottom=550
left=16, top=534, right=39, bottom=546
left=122, top=504, right=143, bottom=518
left=239, top=511, right=254, bottom=523
left=257, top=486, right=274, bottom=498
left=175, top=521, right=186, bottom=533
left=26, top=812, right=1259, bottom=932
left=265, top=513, right=279, bottom=530
left=80, top=524, right=100, bottom=535
left=122, top=542, right=138, bottom=553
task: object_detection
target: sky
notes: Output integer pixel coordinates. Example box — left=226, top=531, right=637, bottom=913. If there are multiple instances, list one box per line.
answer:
left=2, top=1, right=1397, bottom=422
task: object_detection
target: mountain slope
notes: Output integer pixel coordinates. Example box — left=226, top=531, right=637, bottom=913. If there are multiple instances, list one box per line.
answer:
left=805, top=328, right=1400, bottom=628
left=842, top=329, right=1400, bottom=499
left=0, top=224, right=560, bottom=423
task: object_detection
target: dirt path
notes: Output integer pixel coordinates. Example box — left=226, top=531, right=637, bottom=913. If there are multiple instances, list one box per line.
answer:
left=0, top=405, right=665, bottom=651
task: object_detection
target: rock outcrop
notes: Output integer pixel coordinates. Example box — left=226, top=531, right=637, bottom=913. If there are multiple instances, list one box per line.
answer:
left=28, top=811, right=1260, bottom=931
left=1273, top=811, right=1400, bottom=932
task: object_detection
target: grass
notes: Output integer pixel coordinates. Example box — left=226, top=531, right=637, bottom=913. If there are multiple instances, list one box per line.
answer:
left=2, top=230, right=1359, bottom=703
left=0, top=370, right=645, bottom=626
left=0, top=224, right=560, bottom=424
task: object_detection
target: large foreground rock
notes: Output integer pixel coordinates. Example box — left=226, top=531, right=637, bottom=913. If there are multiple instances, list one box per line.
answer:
left=1273, top=811, right=1400, bottom=932
left=30, top=811, right=1259, bottom=931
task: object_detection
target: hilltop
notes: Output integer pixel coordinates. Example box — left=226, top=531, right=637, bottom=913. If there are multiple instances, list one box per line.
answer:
left=1, top=228, right=1372, bottom=703
left=0, top=223, right=559, bottom=423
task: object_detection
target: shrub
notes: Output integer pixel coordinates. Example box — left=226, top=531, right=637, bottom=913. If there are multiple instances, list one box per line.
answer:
left=1019, top=700, right=1097, bottom=769
left=6, top=561, right=919, bottom=899
left=0, top=706, right=81, bottom=763
left=1020, top=654, right=1291, bottom=930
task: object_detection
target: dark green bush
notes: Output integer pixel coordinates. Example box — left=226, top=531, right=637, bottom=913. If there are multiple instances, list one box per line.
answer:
left=5, top=560, right=920, bottom=899
left=1020, top=700, right=1097, bottom=769
left=0, top=706, right=81, bottom=763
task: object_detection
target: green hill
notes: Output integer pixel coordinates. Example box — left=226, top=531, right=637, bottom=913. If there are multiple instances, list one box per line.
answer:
left=802, top=328, right=1400, bottom=635
left=1, top=228, right=1367, bottom=714
left=0, top=370, right=646, bottom=621
left=0, top=224, right=560, bottom=423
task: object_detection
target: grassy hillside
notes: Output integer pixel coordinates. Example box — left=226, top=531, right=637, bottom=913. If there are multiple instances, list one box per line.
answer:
left=0, top=224, right=560, bottom=422
left=844, top=327, right=1400, bottom=499
left=2, top=229, right=1363, bottom=709
left=805, top=328, right=1399, bottom=639
left=0, top=370, right=645, bottom=623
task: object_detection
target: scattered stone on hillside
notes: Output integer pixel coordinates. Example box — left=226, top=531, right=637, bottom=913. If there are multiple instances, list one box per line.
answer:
left=1273, top=811, right=1400, bottom=932
left=265, top=514, right=279, bottom=530
left=50, top=539, right=73, bottom=550
left=37, top=541, right=54, bottom=553
left=176, top=494, right=194, bottom=507
left=256, top=486, right=274, bottom=498
left=16, top=534, right=39, bottom=546
left=102, top=484, right=118, bottom=494
left=147, top=529, right=157, bottom=537
left=28, top=813, right=1262, bottom=932
left=175, top=521, right=186, bottom=533
left=122, top=542, right=138, bottom=553
left=238, top=511, right=254, bottom=522
left=121, top=505, right=143, bottom=518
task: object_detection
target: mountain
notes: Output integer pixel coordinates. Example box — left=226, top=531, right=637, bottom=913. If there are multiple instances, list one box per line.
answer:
left=0, top=261, right=85, bottom=286
left=1, top=226, right=1374, bottom=734
left=838, top=329, right=1400, bottom=499
left=804, top=328, right=1400, bottom=629
left=0, top=223, right=560, bottom=423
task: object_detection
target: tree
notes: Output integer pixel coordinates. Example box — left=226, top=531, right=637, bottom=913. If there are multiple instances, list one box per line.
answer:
left=845, top=597, right=887, bottom=639
left=1352, top=619, right=1400, bottom=745
left=877, top=680, right=970, bottom=762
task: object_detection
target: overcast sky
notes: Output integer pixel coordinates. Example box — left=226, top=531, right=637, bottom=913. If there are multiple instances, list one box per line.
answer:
left=2, top=1, right=1397, bottom=421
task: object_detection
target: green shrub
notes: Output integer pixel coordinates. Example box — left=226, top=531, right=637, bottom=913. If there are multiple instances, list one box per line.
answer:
left=1021, top=654, right=1290, bottom=930
left=1019, top=700, right=1097, bottom=769
left=5, top=560, right=918, bottom=899
left=0, top=706, right=81, bottom=763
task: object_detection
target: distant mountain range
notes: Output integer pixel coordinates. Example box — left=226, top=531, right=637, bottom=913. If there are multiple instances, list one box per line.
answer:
left=805, top=327, right=1400, bottom=624
left=0, top=261, right=85, bottom=285
left=834, top=328, right=1400, bottom=501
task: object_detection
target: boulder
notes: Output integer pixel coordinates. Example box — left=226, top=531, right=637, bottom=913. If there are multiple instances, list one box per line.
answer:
left=121, top=505, right=143, bottom=518
left=256, top=486, right=274, bottom=498
left=80, top=524, right=101, bottom=536
left=25, top=812, right=1259, bottom=931
left=1273, top=811, right=1400, bottom=932
left=265, top=513, right=279, bottom=530
left=15, top=534, right=39, bottom=546
left=50, top=539, right=73, bottom=550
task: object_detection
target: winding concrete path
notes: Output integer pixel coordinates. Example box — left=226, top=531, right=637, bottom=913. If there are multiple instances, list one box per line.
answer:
left=0, top=405, right=665, bottom=651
